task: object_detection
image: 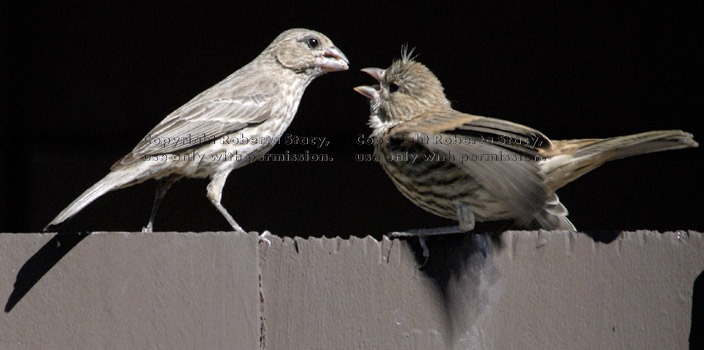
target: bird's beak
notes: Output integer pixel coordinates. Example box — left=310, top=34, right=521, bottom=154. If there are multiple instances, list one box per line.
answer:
left=354, top=67, right=385, bottom=99
left=360, top=67, right=385, bottom=82
left=353, top=85, right=378, bottom=99
left=318, top=47, right=349, bottom=72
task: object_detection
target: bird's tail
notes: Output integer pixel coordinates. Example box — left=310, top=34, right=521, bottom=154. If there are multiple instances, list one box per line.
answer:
left=571, top=130, right=698, bottom=161
left=543, top=130, right=697, bottom=190
left=44, top=167, right=145, bottom=231
left=531, top=193, right=576, bottom=231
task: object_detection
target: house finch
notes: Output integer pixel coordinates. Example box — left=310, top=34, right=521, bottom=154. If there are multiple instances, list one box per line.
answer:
left=354, top=49, right=697, bottom=235
left=44, top=28, right=349, bottom=233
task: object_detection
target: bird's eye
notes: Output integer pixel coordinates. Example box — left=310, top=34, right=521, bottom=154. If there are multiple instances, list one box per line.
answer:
left=306, top=37, right=319, bottom=48
left=389, top=83, right=400, bottom=93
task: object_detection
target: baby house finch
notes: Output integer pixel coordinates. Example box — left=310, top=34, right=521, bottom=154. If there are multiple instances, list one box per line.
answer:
left=45, top=28, right=348, bottom=233
left=354, top=49, right=697, bottom=235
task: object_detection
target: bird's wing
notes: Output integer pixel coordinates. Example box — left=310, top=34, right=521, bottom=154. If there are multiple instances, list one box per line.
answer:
left=113, top=83, right=278, bottom=168
left=397, top=111, right=554, bottom=157
left=390, top=110, right=553, bottom=225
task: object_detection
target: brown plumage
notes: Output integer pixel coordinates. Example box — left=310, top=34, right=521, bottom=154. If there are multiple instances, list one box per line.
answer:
left=45, top=28, right=349, bottom=233
left=354, top=50, right=697, bottom=232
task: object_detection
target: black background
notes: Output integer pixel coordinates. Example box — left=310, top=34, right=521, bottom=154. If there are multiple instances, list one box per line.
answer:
left=1, top=1, right=701, bottom=238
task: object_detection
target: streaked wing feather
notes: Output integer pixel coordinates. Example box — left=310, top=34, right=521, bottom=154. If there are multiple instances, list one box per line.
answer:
left=453, top=116, right=553, bottom=157
left=410, top=131, right=548, bottom=224
left=397, top=111, right=553, bottom=156
left=130, top=93, right=276, bottom=157
left=392, top=111, right=552, bottom=224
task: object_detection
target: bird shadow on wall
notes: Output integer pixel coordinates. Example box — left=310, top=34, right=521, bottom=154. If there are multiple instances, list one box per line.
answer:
left=691, top=270, right=704, bottom=348
left=403, top=227, right=621, bottom=346
left=4, top=232, right=90, bottom=313
left=401, top=227, right=504, bottom=347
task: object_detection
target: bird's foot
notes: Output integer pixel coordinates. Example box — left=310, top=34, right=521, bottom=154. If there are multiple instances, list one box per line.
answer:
left=390, top=226, right=466, bottom=266
left=389, top=226, right=464, bottom=238
left=417, top=236, right=430, bottom=267
left=258, top=230, right=272, bottom=246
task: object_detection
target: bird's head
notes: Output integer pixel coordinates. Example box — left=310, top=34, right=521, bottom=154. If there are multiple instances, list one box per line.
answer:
left=270, top=28, right=349, bottom=76
left=355, top=47, right=450, bottom=133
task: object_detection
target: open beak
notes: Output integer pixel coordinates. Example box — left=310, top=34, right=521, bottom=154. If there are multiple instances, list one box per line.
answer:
left=354, top=67, right=385, bottom=99
left=360, top=67, right=384, bottom=82
left=353, top=85, right=378, bottom=99
left=318, top=47, right=349, bottom=72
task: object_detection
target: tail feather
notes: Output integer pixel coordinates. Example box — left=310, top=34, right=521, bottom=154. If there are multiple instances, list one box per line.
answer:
left=543, top=130, right=697, bottom=190
left=572, top=130, right=698, bottom=161
left=532, top=193, right=576, bottom=231
left=44, top=168, right=142, bottom=231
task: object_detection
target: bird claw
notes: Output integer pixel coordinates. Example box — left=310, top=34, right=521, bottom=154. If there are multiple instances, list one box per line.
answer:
left=258, top=230, right=272, bottom=246
left=390, top=231, right=413, bottom=238
left=416, top=236, right=430, bottom=268
left=389, top=232, right=431, bottom=267
left=389, top=226, right=463, bottom=237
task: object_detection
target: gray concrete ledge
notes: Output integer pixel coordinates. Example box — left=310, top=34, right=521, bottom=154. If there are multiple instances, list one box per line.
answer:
left=1, top=231, right=702, bottom=349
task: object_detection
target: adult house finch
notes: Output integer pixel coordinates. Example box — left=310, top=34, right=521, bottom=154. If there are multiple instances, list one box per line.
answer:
left=354, top=50, right=697, bottom=239
left=44, top=28, right=349, bottom=234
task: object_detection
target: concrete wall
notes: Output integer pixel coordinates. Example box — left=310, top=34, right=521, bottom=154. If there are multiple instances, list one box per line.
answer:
left=1, top=230, right=702, bottom=349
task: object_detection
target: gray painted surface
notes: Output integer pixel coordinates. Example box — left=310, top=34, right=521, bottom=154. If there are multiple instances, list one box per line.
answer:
left=1, top=231, right=702, bottom=349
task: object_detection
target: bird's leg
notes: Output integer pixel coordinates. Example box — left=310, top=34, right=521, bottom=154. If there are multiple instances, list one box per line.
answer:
left=206, top=173, right=246, bottom=233
left=390, top=204, right=475, bottom=237
left=389, top=205, right=475, bottom=259
left=390, top=226, right=463, bottom=262
left=143, top=175, right=182, bottom=232
left=390, top=226, right=464, bottom=237
left=458, top=204, right=475, bottom=232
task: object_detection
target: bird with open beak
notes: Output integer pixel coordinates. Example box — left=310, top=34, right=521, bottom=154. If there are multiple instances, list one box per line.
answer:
left=355, top=48, right=697, bottom=245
